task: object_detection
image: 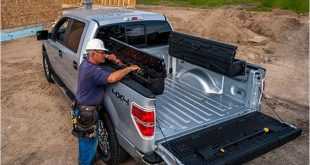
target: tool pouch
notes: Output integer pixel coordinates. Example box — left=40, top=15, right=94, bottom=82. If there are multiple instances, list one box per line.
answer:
left=71, top=102, right=98, bottom=138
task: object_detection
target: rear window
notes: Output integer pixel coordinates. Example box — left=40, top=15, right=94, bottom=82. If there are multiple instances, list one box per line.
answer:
left=146, top=21, right=171, bottom=46
left=126, top=24, right=145, bottom=46
left=96, top=21, right=172, bottom=49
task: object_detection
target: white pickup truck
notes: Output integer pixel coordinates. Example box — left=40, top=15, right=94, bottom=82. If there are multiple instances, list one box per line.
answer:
left=37, top=7, right=301, bottom=165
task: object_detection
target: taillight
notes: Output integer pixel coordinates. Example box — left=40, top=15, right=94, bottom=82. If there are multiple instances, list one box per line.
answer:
left=131, top=103, right=155, bottom=139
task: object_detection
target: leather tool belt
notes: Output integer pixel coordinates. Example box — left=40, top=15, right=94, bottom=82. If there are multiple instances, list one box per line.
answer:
left=71, top=102, right=98, bottom=138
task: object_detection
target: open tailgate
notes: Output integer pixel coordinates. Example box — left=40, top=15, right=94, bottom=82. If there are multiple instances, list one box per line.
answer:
left=156, top=112, right=301, bottom=165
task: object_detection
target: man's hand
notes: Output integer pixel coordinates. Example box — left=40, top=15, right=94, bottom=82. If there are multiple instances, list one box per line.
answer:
left=107, top=64, right=141, bottom=83
left=106, top=53, right=123, bottom=65
left=127, top=65, right=141, bottom=72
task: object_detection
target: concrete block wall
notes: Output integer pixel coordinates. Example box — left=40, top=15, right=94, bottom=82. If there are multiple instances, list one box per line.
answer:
left=1, top=0, right=62, bottom=29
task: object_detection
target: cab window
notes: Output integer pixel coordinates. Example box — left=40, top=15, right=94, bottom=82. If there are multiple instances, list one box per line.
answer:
left=52, top=17, right=85, bottom=53
left=53, top=18, right=70, bottom=44
left=65, top=19, right=85, bottom=53
left=96, top=21, right=172, bottom=49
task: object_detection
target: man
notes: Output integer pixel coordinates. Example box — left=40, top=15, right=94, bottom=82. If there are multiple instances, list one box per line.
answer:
left=74, top=38, right=140, bottom=165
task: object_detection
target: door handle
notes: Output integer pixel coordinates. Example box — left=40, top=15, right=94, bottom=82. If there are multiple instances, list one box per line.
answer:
left=58, top=50, right=63, bottom=57
left=73, top=61, right=78, bottom=70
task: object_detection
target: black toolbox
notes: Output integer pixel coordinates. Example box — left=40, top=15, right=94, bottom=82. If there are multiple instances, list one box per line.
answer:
left=108, top=37, right=167, bottom=95
left=169, top=32, right=246, bottom=77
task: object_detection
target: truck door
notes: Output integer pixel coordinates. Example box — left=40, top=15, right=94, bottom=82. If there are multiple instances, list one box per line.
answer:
left=59, top=18, right=86, bottom=93
left=45, top=17, right=70, bottom=79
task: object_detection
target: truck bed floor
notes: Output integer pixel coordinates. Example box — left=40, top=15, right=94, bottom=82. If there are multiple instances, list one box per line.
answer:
left=155, top=77, right=251, bottom=141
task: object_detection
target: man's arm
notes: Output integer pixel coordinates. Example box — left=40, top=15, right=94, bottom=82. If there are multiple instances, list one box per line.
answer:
left=106, top=65, right=140, bottom=83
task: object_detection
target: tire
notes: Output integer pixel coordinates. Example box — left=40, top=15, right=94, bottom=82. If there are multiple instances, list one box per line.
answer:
left=42, top=50, right=54, bottom=83
left=97, top=113, right=130, bottom=165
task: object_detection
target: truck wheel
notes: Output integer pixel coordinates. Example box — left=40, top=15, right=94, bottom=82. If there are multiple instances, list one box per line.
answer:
left=97, top=113, right=130, bottom=164
left=42, top=51, right=54, bottom=83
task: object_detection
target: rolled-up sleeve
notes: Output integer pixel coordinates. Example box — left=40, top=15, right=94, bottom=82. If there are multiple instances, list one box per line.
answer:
left=92, top=68, right=111, bottom=86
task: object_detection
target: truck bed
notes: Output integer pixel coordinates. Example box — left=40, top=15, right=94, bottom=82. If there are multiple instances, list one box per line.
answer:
left=155, top=76, right=251, bottom=142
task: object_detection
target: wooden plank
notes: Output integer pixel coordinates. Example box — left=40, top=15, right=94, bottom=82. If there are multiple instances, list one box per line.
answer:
left=62, top=0, right=136, bottom=7
left=1, top=25, right=43, bottom=42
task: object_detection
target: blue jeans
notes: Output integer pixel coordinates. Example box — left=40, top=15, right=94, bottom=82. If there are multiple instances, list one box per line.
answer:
left=78, top=136, right=98, bottom=165
left=74, top=106, right=99, bottom=165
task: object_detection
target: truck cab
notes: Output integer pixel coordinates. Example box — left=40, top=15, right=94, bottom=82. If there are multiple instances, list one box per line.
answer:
left=38, top=7, right=301, bottom=165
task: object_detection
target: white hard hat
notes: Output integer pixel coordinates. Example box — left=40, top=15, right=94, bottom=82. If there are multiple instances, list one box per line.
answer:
left=86, top=38, right=109, bottom=51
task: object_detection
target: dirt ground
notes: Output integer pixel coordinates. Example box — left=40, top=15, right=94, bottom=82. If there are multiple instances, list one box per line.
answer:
left=1, top=6, right=309, bottom=165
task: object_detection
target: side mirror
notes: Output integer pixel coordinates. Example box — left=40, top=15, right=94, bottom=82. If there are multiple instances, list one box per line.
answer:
left=36, top=30, right=50, bottom=40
